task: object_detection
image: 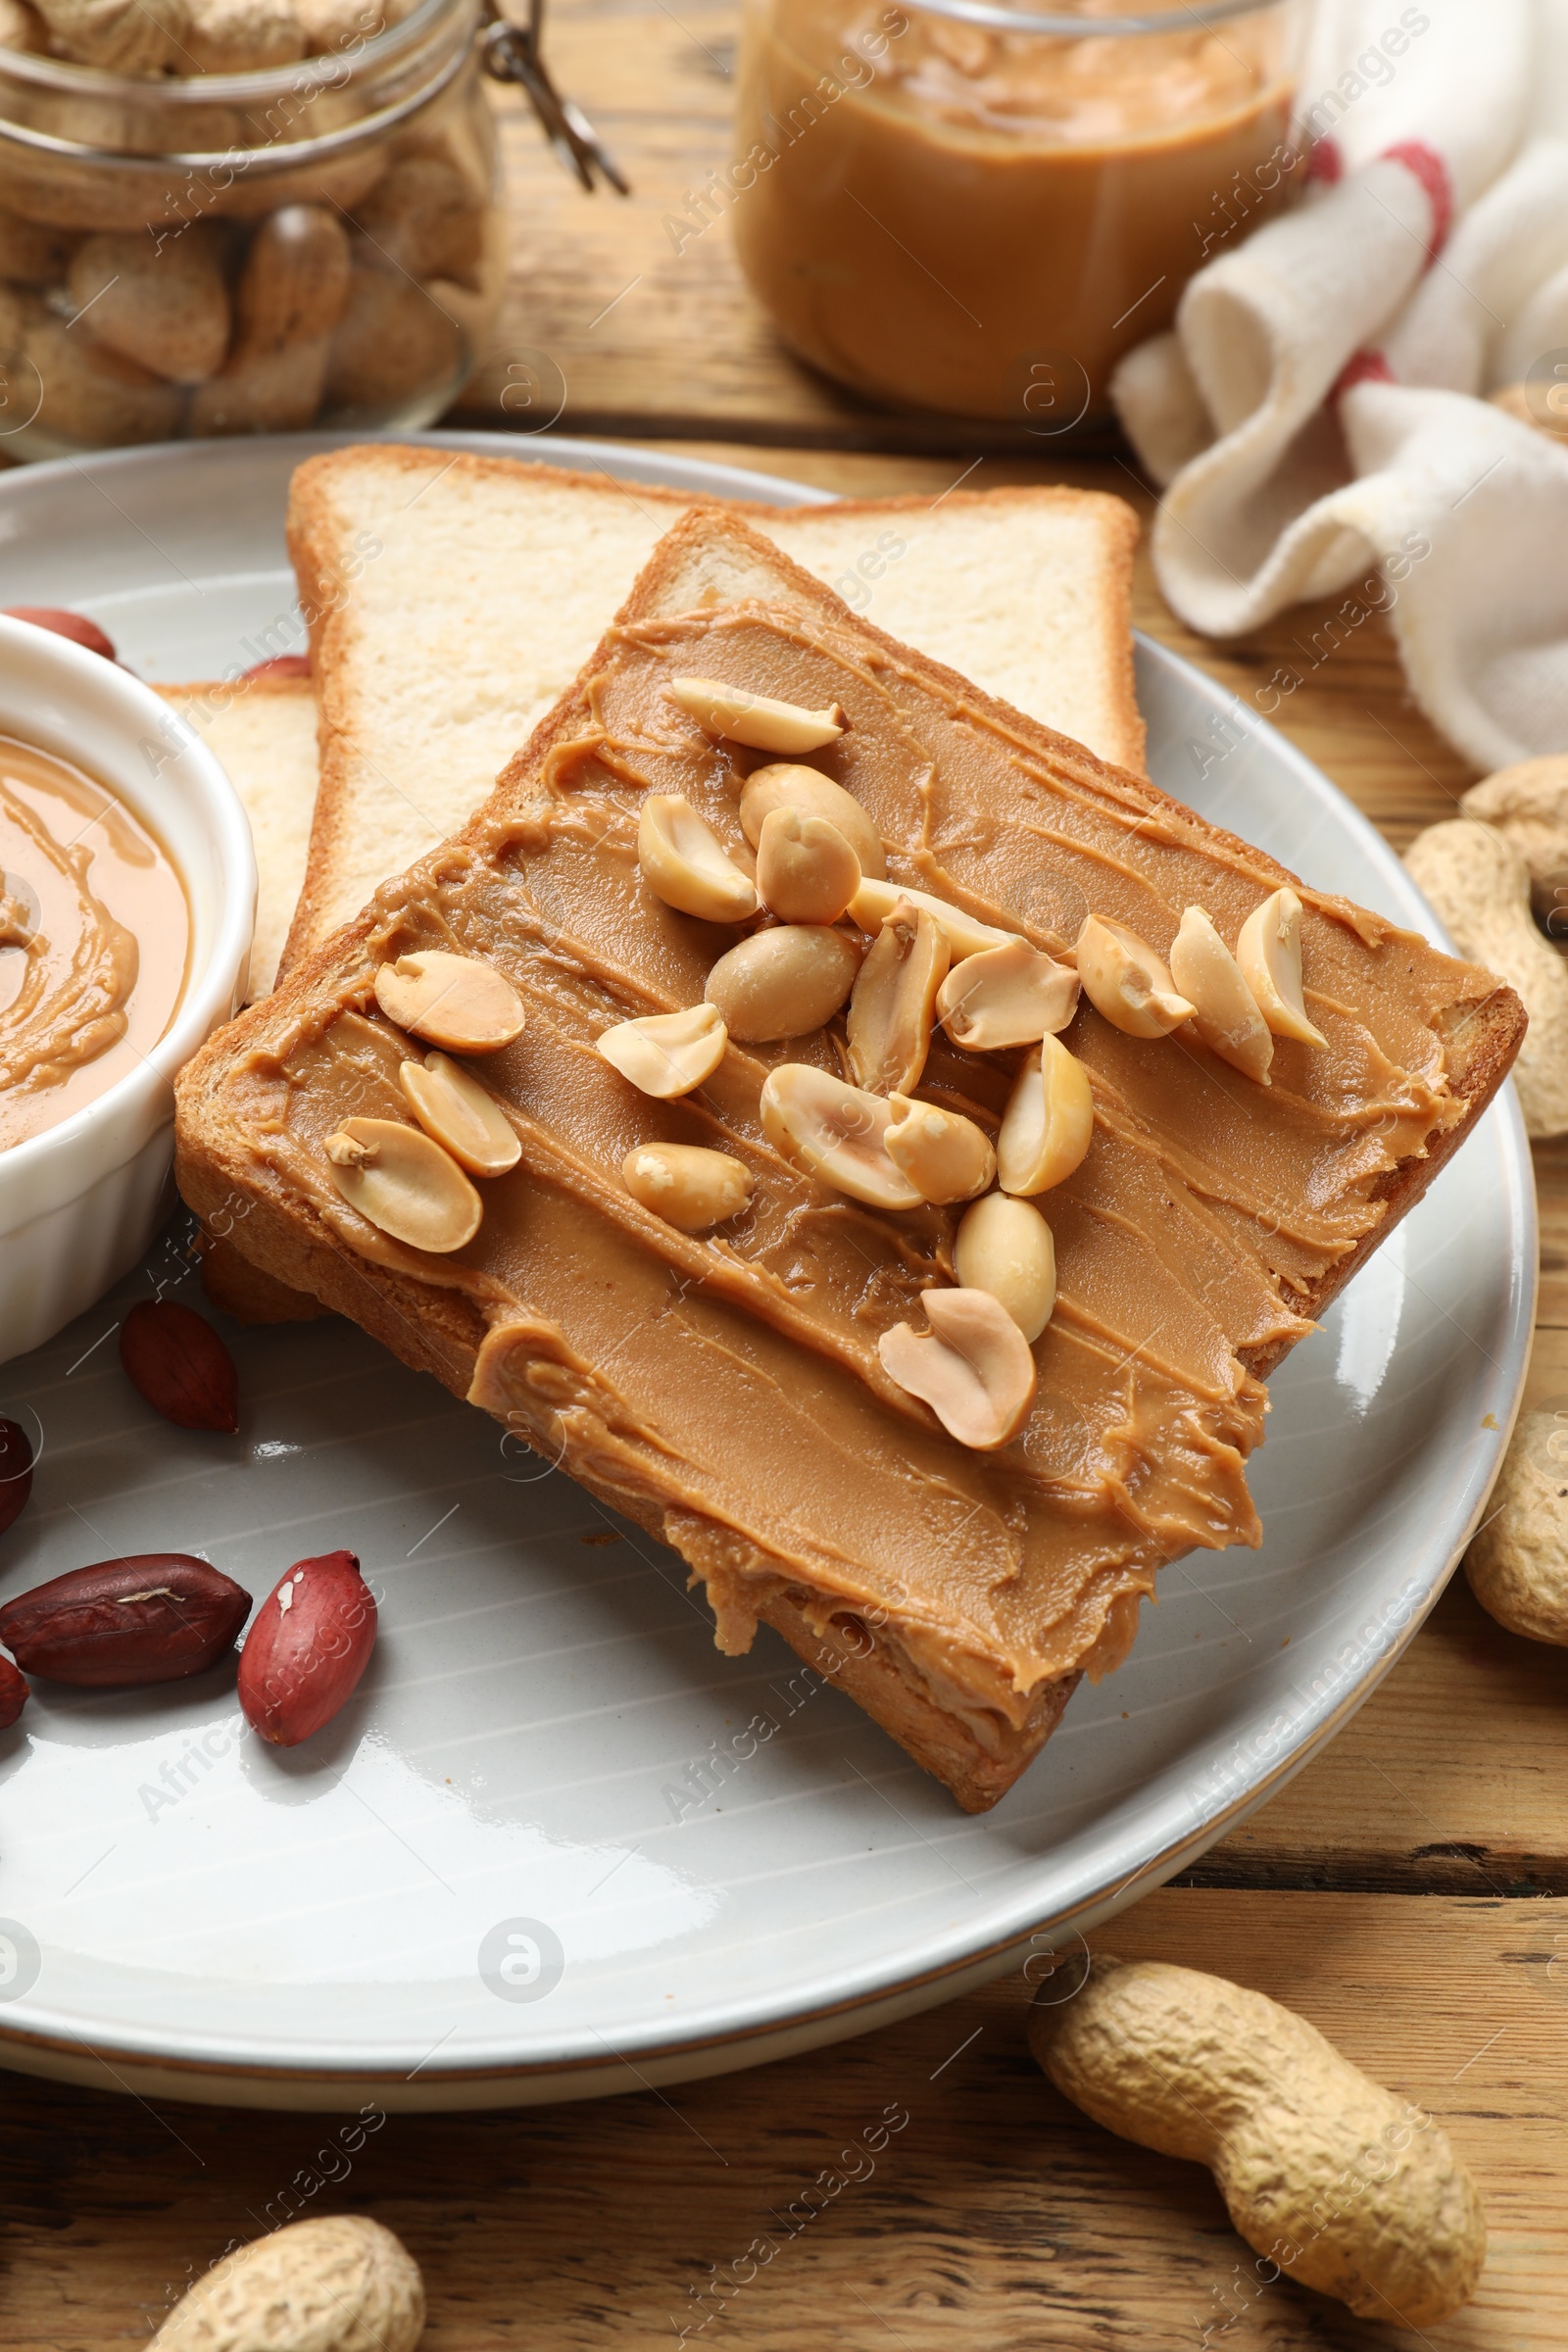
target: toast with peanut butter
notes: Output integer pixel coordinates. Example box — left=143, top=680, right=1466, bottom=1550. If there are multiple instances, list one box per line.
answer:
left=279, top=445, right=1144, bottom=972
left=173, top=510, right=1524, bottom=1812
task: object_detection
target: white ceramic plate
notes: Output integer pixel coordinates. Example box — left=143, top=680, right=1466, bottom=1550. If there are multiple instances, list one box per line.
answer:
left=0, top=434, right=1535, bottom=2112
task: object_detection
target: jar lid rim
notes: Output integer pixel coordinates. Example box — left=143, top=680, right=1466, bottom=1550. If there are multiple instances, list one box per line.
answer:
left=0, top=3, right=473, bottom=171
left=870, top=0, right=1293, bottom=31
left=0, top=0, right=464, bottom=104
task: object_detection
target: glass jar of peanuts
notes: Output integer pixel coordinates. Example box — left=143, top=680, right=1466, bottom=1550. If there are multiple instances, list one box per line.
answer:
left=0, top=0, right=504, bottom=457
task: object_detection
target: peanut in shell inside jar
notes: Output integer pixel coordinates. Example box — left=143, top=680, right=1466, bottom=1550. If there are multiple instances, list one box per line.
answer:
left=729, top=0, right=1305, bottom=422
left=0, top=0, right=505, bottom=458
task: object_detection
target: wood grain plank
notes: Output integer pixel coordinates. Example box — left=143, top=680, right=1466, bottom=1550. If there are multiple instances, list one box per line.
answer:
left=1188, top=1576, right=1568, bottom=1894
left=3, top=1894, right=1558, bottom=2349
left=1533, top=1138, right=1568, bottom=1330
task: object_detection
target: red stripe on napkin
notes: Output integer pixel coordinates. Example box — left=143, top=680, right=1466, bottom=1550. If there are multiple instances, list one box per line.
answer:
left=1334, top=350, right=1396, bottom=400
left=1381, top=139, right=1453, bottom=260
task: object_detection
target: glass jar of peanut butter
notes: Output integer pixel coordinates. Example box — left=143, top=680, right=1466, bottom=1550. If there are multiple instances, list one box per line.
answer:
left=731, top=0, right=1307, bottom=427
left=0, top=0, right=505, bottom=458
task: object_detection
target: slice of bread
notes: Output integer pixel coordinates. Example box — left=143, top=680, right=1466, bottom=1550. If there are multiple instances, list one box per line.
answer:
left=159, top=674, right=318, bottom=1002
left=282, top=446, right=1142, bottom=970
left=771, top=491, right=1143, bottom=778
left=174, top=508, right=1523, bottom=1810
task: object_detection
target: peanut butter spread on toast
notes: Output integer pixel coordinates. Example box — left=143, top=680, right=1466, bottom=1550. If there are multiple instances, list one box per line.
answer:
left=197, top=597, right=1506, bottom=1743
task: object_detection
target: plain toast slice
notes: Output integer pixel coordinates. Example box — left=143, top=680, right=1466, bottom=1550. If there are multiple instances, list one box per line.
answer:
left=159, top=674, right=317, bottom=1002
left=281, top=446, right=1143, bottom=970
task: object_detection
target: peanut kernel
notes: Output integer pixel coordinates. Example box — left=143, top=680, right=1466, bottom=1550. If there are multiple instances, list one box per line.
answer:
left=755, top=807, right=860, bottom=925
left=1168, top=906, right=1273, bottom=1084
left=740, top=764, right=885, bottom=880
left=621, top=1143, right=754, bottom=1231
left=668, top=676, right=847, bottom=754
left=997, top=1035, right=1095, bottom=1196
left=849, top=876, right=1012, bottom=961
left=373, top=951, right=525, bottom=1054
left=637, top=795, right=758, bottom=925
left=398, top=1052, right=521, bottom=1176
left=884, top=1095, right=995, bottom=1204
left=848, top=896, right=949, bottom=1096
left=597, top=1002, right=728, bottom=1099
left=1074, top=915, right=1195, bottom=1040
left=955, top=1193, right=1055, bottom=1342
left=936, top=938, right=1080, bottom=1052
left=704, top=925, right=860, bottom=1043
left=878, top=1287, right=1037, bottom=1449
left=1236, top=887, right=1327, bottom=1049
left=759, top=1063, right=923, bottom=1209
left=324, top=1117, right=482, bottom=1254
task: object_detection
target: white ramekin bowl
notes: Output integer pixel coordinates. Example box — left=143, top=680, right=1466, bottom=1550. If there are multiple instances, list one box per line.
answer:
left=0, top=615, right=255, bottom=1367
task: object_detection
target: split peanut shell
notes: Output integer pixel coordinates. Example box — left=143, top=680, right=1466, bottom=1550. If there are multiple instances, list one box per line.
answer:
left=374, top=951, right=525, bottom=1054
left=324, top=1118, right=482, bottom=1253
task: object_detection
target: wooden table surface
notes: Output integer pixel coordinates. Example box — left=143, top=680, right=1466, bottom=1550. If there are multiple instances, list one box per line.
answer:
left=8, top=7, right=1568, bottom=2344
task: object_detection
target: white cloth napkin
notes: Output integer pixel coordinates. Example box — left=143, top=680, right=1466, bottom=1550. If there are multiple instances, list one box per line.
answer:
left=1112, top=0, right=1568, bottom=772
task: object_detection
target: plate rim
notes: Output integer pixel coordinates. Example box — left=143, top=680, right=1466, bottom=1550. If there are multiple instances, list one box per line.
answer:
left=0, top=430, right=1536, bottom=2103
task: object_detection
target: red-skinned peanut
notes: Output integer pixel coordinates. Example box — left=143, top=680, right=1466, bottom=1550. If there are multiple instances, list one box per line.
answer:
left=120, top=1300, right=240, bottom=1434
left=237, top=1549, right=377, bottom=1747
left=0, top=1655, right=27, bottom=1728
left=0, top=1555, right=250, bottom=1686
left=4, top=606, right=116, bottom=661
left=0, top=1418, right=32, bottom=1538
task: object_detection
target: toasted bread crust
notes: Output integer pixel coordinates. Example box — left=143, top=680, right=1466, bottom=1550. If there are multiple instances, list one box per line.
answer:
left=178, top=504, right=1524, bottom=1809
left=197, top=1229, right=326, bottom=1325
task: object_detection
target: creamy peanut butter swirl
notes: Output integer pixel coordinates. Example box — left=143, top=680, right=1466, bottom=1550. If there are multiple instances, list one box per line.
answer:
left=0, top=779, right=136, bottom=1097
left=0, top=738, right=188, bottom=1153
left=234, top=600, right=1499, bottom=1725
